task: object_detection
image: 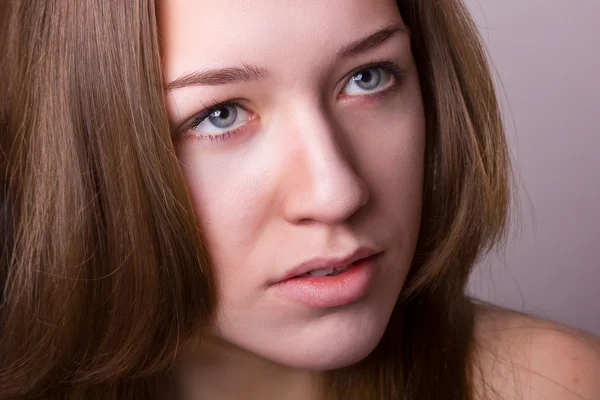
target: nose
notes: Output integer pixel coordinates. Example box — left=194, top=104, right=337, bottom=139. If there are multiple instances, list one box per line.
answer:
left=278, top=107, right=370, bottom=225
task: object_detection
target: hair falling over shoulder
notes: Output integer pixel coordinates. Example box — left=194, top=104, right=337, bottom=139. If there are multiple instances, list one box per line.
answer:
left=0, top=0, right=511, bottom=399
left=0, top=0, right=217, bottom=397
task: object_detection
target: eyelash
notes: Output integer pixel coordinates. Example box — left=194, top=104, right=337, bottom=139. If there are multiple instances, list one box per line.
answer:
left=341, top=61, right=406, bottom=99
left=180, top=61, right=407, bottom=144
left=184, top=99, right=249, bottom=144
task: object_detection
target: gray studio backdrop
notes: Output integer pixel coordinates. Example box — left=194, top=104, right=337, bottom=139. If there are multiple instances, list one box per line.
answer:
left=465, top=0, right=600, bottom=335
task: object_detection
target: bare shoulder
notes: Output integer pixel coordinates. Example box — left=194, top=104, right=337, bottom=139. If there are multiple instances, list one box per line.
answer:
left=471, top=301, right=600, bottom=400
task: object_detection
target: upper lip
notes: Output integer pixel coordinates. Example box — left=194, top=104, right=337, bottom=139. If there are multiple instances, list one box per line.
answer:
left=277, top=247, right=381, bottom=282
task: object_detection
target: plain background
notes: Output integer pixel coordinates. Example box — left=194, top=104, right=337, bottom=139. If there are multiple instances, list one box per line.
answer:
left=464, top=0, right=600, bottom=335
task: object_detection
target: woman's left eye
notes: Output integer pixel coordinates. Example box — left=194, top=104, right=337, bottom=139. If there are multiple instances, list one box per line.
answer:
left=343, top=66, right=395, bottom=96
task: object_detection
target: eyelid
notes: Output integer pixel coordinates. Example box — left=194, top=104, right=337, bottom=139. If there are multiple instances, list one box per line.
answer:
left=338, top=60, right=406, bottom=96
left=175, top=99, right=248, bottom=137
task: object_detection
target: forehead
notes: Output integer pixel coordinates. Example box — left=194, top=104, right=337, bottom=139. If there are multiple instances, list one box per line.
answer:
left=158, top=0, right=406, bottom=80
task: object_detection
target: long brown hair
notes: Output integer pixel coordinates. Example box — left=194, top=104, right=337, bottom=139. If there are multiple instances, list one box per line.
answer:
left=0, top=0, right=510, bottom=399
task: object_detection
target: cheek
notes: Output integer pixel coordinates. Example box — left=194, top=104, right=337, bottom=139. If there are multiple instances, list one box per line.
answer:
left=376, top=136, right=424, bottom=245
left=175, top=148, right=275, bottom=254
left=342, top=73, right=425, bottom=171
left=344, top=92, right=426, bottom=238
left=346, top=97, right=426, bottom=192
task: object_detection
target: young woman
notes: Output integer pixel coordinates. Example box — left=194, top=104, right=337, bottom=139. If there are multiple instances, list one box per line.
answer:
left=1, top=0, right=599, bottom=399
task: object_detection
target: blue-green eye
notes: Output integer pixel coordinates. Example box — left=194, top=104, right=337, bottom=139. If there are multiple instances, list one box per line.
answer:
left=190, top=103, right=252, bottom=134
left=343, top=67, right=394, bottom=96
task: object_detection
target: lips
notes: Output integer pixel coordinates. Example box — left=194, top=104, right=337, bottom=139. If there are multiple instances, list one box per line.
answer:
left=272, top=252, right=384, bottom=308
left=279, top=247, right=380, bottom=282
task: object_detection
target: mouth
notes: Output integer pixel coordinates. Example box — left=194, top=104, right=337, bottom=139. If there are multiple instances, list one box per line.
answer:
left=272, top=252, right=384, bottom=308
left=280, top=247, right=380, bottom=282
left=294, top=261, right=357, bottom=278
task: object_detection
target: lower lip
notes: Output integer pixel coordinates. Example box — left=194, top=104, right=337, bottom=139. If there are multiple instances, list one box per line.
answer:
left=272, top=253, right=383, bottom=308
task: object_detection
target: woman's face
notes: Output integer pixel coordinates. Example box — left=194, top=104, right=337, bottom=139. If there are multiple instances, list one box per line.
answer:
left=160, top=0, right=425, bottom=370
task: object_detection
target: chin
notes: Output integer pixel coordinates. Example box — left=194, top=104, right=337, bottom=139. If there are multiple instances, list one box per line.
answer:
left=220, top=297, right=396, bottom=371
left=284, top=325, right=387, bottom=371
left=242, top=325, right=388, bottom=371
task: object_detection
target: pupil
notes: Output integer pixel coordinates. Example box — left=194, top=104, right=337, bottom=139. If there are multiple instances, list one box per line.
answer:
left=360, top=71, right=373, bottom=83
left=355, top=68, right=381, bottom=90
left=209, top=105, right=237, bottom=129
left=218, top=108, right=230, bottom=119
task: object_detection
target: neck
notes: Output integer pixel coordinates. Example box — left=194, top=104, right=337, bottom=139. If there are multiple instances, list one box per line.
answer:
left=173, top=336, right=324, bottom=400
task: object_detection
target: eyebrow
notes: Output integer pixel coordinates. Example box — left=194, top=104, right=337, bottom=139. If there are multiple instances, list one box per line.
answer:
left=338, top=24, right=409, bottom=58
left=165, top=24, right=409, bottom=92
left=166, top=63, right=268, bottom=92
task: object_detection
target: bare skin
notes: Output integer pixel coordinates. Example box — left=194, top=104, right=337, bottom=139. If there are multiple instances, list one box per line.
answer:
left=473, top=304, right=600, bottom=400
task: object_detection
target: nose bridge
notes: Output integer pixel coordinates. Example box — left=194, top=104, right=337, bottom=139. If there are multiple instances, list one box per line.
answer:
left=279, top=101, right=370, bottom=224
